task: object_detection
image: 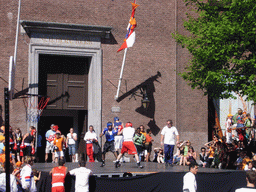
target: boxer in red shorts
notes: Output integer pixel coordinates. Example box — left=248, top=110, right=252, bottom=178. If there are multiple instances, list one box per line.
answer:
left=114, top=122, right=143, bottom=169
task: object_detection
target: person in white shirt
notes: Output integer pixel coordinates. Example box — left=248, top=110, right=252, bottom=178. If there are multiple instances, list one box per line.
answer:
left=84, top=125, right=98, bottom=162
left=20, top=157, right=37, bottom=192
left=235, top=171, right=256, bottom=192
left=0, top=162, right=18, bottom=192
left=225, top=114, right=233, bottom=144
left=66, top=128, right=77, bottom=162
left=69, top=160, right=92, bottom=192
left=160, top=120, right=180, bottom=166
left=183, top=163, right=198, bottom=192
left=114, top=122, right=143, bottom=169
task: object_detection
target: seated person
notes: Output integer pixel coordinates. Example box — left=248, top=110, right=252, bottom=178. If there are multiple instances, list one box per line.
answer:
left=184, top=146, right=197, bottom=166
left=157, top=148, right=164, bottom=163
left=173, top=141, right=186, bottom=165
left=199, top=147, right=208, bottom=168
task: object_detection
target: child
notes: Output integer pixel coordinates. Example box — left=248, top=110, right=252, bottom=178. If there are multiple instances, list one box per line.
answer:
left=53, top=131, right=65, bottom=163
left=13, top=161, right=23, bottom=192
left=157, top=148, right=164, bottom=163
left=33, top=168, right=41, bottom=184
left=13, top=161, right=22, bottom=179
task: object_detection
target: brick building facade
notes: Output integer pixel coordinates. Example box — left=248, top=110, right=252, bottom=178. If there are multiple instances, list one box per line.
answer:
left=0, top=0, right=208, bottom=157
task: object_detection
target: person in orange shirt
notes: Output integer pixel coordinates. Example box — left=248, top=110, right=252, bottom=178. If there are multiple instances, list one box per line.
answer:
left=53, top=131, right=65, bottom=163
left=0, top=147, right=13, bottom=165
left=145, top=129, right=154, bottom=162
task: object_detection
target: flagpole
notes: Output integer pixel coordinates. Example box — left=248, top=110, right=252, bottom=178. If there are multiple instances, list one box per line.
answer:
left=115, top=48, right=128, bottom=100
left=14, top=0, right=21, bottom=66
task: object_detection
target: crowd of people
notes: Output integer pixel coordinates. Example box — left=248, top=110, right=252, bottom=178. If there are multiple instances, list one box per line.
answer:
left=1, top=110, right=256, bottom=191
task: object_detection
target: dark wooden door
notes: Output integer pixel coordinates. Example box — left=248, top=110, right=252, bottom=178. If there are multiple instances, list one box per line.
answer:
left=39, top=54, right=89, bottom=110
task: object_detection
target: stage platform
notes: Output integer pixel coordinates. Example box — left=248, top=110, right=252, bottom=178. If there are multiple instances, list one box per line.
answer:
left=33, top=161, right=240, bottom=177
left=34, top=162, right=247, bottom=192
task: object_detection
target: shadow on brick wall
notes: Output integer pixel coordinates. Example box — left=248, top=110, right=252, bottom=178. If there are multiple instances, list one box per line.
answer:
left=116, top=71, right=161, bottom=135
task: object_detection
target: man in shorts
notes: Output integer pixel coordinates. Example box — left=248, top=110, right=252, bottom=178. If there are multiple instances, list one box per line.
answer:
left=99, top=122, right=118, bottom=167
left=45, top=124, right=57, bottom=162
left=115, top=122, right=144, bottom=169
left=113, top=117, right=124, bottom=156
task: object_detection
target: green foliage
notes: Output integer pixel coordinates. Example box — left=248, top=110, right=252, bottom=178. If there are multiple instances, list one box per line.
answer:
left=172, top=0, right=256, bottom=101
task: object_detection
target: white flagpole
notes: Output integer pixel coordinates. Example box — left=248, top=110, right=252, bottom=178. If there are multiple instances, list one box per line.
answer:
left=115, top=48, right=128, bottom=100
left=14, top=0, right=21, bottom=66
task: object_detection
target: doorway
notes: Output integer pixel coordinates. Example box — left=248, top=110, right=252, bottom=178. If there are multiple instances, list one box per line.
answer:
left=37, top=116, right=73, bottom=162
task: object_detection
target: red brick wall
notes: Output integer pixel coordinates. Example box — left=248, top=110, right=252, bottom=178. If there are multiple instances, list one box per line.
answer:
left=0, top=0, right=208, bottom=157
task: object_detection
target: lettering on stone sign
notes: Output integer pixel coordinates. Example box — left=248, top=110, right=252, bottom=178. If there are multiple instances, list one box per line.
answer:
left=43, top=38, right=92, bottom=45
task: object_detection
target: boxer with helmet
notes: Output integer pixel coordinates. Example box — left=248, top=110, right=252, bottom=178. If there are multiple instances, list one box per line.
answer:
left=113, top=117, right=124, bottom=157
left=99, top=122, right=118, bottom=167
left=115, top=122, right=144, bottom=168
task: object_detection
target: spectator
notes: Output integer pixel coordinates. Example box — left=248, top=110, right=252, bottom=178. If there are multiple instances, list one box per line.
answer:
left=241, top=152, right=252, bottom=170
left=9, top=127, right=16, bottom=165
left=205, top=141, right=215, bottom=168
left=235, top=151, right=247, bottom=170
left=69, top=160, right=92, bottom=192
left=235, top=171, right=256, bottom=192
left=160, top=120, right=180, bottom=167
left=173, top=141, right=186, bottom=165
left=244, top=161, right=254, bottom=171
left=133, top=128, right=146, bottom=161
left=12, top=161, right=22, bottom=180
left=45, top=124, right=57, bottom=163
left=0, top=147, right=13, bottom=166
left=199, top=147, right=208, bottom=168
left=145, top=129, right=154, bottom=162
left=225, top=114, right=233, bottom=144
left=20, top=157, right=37, bottom=192
left=152, top=147, right=160, bottom=163
left=226, top=144, right=238, bottom=170
left=50, top=159, right=68, bottom=192
left=53, top=130, right=65, bottom=163
left=84, top=125, right=98, bottom=162
left=183, top=163, right=198, bottom=192
left=139, top=125, right=147, bottom=161
left=184, top=146, right=197, bottom=166
left=66, top=128, right=77, bottom=162
left=0, top=162, right=18, bottom=192
left=13, top=161, right=23, bottom=192
left=157, top=148, right=164, bottom=164
left=15, top=128, right=22, bottom=163
left=212, top=141, right=222, bottom=168
left=183, top=140, right=192, bottom=158
left=0, top=135, right=4, bottom=154
left=36, top=133, right=43, bottom=162
left=32, top=168, right=41, bottom=184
